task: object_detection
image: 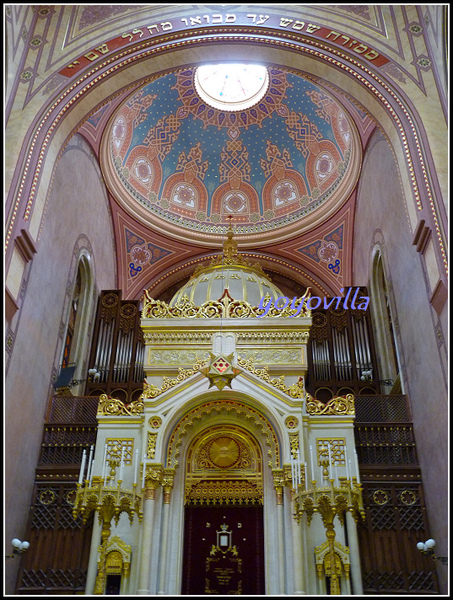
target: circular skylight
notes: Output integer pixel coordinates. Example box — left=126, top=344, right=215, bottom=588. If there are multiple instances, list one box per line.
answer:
left=194, top=63, right=269, bottom=111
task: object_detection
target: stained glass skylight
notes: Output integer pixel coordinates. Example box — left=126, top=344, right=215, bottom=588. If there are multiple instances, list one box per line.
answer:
left=194, top=63, right=269, bottom=111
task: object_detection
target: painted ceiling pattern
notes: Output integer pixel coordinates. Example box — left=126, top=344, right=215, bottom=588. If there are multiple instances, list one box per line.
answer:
left=104, top=66, right=360, bottom=239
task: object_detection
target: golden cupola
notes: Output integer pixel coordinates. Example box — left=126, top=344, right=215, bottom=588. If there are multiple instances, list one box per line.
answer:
left=170, top=225, right=284, bottom=307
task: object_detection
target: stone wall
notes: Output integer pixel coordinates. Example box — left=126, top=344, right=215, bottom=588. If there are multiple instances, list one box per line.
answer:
left=353, top=129, right=448, bottom=591
left=5, top=134, right=116, bottom=594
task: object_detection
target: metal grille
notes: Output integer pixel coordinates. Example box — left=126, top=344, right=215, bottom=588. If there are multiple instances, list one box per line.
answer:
left=47, top=396, right=99, bottom=423
left=18, top=568, right=88, bottom=592
left=377, top=571, right=405, bottom=590
left=355, top=395, right=409, bottom=422
left=408, top=571, right=436, bottom=591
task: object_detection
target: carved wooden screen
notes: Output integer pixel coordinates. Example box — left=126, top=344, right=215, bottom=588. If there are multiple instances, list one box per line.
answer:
left=16, top=395, right=97, bottom=594
left=354, top=395, right=439, bottom=594
left=307, top=287, right=380, bottom=400
left=85, top=290, right=145, bottom=403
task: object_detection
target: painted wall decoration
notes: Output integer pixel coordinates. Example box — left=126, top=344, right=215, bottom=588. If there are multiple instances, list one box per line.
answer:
left=102, top=66, right=361, bottom=243
left=298, top=224, right=344, bottom=276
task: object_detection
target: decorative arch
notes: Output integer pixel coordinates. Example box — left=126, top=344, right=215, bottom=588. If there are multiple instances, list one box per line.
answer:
left=164, top=397, right=282, bottom=471
left=184, top=424, right=264, bottom=506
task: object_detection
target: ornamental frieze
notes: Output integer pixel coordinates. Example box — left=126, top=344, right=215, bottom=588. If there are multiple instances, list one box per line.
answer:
left=238, top=348, right=301, bottom=365
left=148, top=348, right=210, bottom=366
left=306, top=393, right=355, bottom=416
left=142, top=291, right=310, bottom=319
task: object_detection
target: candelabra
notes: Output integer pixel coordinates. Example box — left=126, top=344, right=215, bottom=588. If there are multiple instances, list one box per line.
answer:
left=291, top=456, right=365, bottom=595
left=73, top=457, right=143, bottom=594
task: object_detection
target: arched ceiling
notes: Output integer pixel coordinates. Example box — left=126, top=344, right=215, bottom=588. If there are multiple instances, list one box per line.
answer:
left=6, top=6, right=447, bottom=302
left=100, top=65, right=362, bottom=247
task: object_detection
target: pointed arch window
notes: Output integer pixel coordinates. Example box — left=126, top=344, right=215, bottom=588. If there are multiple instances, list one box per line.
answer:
left=59, top=253, right=94, bottom=393
left=370, top=251, right=401, bottom=393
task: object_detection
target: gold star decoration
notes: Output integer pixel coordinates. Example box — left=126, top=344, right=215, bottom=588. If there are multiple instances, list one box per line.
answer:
left=200, top=352, right=241, bottom=390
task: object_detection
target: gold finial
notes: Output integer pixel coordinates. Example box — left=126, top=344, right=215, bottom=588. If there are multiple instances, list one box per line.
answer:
left=223, top=216, right=238, bottom=264
left=189, top=216, right=270, bottom=281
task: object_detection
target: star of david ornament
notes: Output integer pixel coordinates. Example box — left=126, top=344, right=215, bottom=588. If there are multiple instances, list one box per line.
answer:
left=200, top=352, right=241, bottom=390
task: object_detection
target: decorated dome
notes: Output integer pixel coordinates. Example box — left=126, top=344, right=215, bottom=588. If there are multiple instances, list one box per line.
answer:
left=170, top=225, right=284, bottom=307
left=170, top=264, right=283, bottom=308
left=101, top=64, right=361, bottom=246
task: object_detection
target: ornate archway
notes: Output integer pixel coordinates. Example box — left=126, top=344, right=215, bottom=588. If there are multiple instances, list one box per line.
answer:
left=184, top=424, right=264, bottom=506
left=181, top=424, right=266, bottom=595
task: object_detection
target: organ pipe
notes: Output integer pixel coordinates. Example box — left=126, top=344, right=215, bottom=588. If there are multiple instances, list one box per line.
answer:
left=307, top=289, right=380, bottom=396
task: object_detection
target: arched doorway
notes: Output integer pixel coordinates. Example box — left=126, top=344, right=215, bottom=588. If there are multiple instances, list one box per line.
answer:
left=181, top=425, right=265, bottom=595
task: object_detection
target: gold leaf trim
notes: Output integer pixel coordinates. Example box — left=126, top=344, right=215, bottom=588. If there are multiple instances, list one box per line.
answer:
left=142, top=291, right=310, bottom=319
left=306, top=393, right=355, bottom=415
left=97, top=394, right=144, bottom=416
left=237, top=357, right=305, bottom=398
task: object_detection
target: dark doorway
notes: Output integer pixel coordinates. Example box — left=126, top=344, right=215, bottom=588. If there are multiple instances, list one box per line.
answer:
left=182, top=504, right=265, bottom=595
left=105, top=574, right=121, bottom=594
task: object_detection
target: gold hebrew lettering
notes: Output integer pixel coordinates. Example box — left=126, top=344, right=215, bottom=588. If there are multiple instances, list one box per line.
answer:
left=364, top=49, right=379, bottom=60
left=280, top=18, right=294, bottom=28
left=292, top=21, right=305, bottom=31
left=84, top=51, right=99, bottom=62
left=354, top=43, right=368, bottom=54
left=326, top=30, right=341, bottom=41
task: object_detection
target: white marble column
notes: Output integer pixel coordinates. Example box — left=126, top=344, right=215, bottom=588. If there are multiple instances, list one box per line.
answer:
left=291, top=488, right=305, bottom=594
left=157, top=473, right=174, bottom=594
left=346, top=511, right=364, bottom=594
left=85, top=517, right=101, bottom=594
left=137, top=487, right=157, bottom=594
left=273, top=471, right=286, bottom=593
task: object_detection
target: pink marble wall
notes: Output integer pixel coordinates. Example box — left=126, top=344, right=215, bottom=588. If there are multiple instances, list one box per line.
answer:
left=353, top=129, right=448, bottom=592
left=5, top=134, right=116, bottom=593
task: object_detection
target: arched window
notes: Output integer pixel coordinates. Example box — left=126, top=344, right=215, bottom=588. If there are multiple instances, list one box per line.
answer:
left=59, top=252, right=94, bottom=394
left=370, top=250, right=401, bottom=393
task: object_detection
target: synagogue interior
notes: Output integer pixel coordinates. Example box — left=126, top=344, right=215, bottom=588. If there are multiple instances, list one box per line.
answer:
left=5, top=4, right=449, bottom=596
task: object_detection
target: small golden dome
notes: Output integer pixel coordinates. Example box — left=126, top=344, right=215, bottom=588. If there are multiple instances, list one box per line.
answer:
left=170, top=223, right=284, bottom=307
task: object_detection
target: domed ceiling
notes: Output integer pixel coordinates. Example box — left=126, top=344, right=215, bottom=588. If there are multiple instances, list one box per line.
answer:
left=101, top=64, right=362, bottom=247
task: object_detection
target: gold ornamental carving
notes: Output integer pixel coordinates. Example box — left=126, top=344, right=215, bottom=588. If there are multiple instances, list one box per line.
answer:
left=167, top=400, right=280, bottom=469
left=148, top=348, right=210, bottom=366
left=140, top=355, right=306, bottom=400
left=148, top=416, right=162, bottom=428
left=146, top=432, right=157, bottom=459
left=97, top=394, right=144, bottom=416
left=237, top=357, right=305, bottom=398
left=285, top=416, right=299, bottom=429
left=140, top=358, right=208, bottom=399
left=143, top=331, right=212, bottom=345
left=208, top=437, right=241, bottom=468
left=185, top=427, right=264, bottom=506
left=236, top=331, right=309, bottom=344
left=238, top=348, right=301, bottom=365
left=185, top=479, right=263, bottom=506
left=142, top=290, right=310, bottom=319
left=306, top=393, right=355, bottom=416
